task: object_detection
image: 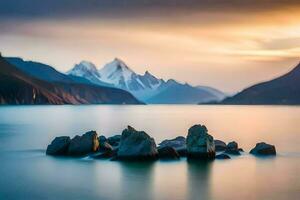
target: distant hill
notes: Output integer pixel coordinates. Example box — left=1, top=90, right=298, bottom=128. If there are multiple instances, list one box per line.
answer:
left=0, top=55, right=141, bottom=105
left=147, top=80, right=224, bottom=104
left=219, top=62, right=300, bottom=105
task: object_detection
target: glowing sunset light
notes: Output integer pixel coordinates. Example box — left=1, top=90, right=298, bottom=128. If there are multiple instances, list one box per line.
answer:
left=0, top=0, right=299, bottom=92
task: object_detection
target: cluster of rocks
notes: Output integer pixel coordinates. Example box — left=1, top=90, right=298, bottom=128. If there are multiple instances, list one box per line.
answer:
left=46, top=131, right=99, bottom=156
left=46, top=124, right=277, bottom=161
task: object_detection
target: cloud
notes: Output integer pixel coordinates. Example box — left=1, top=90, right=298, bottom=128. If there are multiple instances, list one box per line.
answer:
left=0, top=0, right=300, bottom=20
left=0, top=0, right=300, bottom=92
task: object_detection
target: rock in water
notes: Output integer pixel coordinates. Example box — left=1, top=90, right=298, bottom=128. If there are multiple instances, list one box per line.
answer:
left=227, top=141, right=238, bottom=150
left=98, top=135, right=107, bottom=144
left=107, top=135, right=121, bottom=146
left=225, top=141, right=241, bottom=155
left=99, top=141, right=114, bottom=152
left=215, top=154, right=231, bottom=159
left=158, top=146, right=180, bottom=160
left=158, top=136, right=187, bottom=157
left=159, top=136, right=186, bottom=149
left=214, top=140, right=227, bottom=151
left=186, top=124, right=215, bottom=159
left=68, top=131, right=99, bottom=156
left=117, top=126, right=158, bottom=160
left=90, top=145, right=117, bottom=159
left=177, top=148, right=187, bottom=157
left=250, top=142, right=276, bottom=156
left=46, top=136, right=71, bottom=155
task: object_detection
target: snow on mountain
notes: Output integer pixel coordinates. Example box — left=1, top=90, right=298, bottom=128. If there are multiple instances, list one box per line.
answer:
left=66, top=58, right=226, bottom=103
left=68, top=61, right=99, bottom=77
left=99, top=58, right=134, bottom=85
left=67, top=61, right=111, bottom=86
left=98, top=58, right=164, bottom=99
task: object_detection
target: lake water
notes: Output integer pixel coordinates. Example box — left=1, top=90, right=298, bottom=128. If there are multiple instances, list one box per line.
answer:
left=0, top=105, right=299, bottom=200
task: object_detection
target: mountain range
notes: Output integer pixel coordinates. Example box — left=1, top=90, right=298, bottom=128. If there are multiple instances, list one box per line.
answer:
left=4, top=53, right=299, bottom=105
left=219, top=62, right=300, bottom=105
left=0, top=55, right=141, bottom=105
left=67, top=58, right=226, bottom=104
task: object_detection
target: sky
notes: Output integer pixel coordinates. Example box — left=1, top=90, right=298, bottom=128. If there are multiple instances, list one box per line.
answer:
left=0, top=0, right=300, bottom=93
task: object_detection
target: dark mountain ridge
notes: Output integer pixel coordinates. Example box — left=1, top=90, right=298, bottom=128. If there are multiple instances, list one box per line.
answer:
left=5, top=57, right=94, bottom=85
left=0, top=55, right=141, bottom=105
left=219, top=62, right=300, bottom=105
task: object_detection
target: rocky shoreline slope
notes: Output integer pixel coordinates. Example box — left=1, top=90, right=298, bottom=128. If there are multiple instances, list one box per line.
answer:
left=46, top=124, right=276, bottom=160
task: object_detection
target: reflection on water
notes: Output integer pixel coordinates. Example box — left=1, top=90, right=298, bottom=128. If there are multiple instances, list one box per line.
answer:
left=0, top=105, right=300, bottom=200
left=119, top=162, right=155, bottom=200
left=187, top=160, right=212, bottom=200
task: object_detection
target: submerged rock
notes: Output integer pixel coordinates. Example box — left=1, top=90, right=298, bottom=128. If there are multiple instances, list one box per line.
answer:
left=214, top=140, right=227, bottom=151
left=224, top=141, right=241, bottom=155
left=117, top=126, right=158, bottom=160
left=158, top=146, right=180, bottom=160
left=46, top=136, right=71, bottom=155
left=215, top=154, right=231, bottom=159
left=186, top=124, right=215, bottom=159
left=68, top=131, right=99, bottom=156
left=250, top=142, right=276, bottom=156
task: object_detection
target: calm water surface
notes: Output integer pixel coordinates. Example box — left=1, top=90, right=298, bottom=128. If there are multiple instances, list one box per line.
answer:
left=0, top=105, right=299, bottom=200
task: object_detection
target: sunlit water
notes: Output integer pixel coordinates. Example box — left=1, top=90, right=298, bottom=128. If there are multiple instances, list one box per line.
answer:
left=0, top=105, right=299, bottom=200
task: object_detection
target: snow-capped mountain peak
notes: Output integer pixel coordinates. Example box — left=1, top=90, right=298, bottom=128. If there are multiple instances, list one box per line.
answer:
left=66, top=57, right=225, bottom=103
left=80, top=60, right=97, bottom=70
left=144, top=70, right=157, bottom=79
left=98, top=58, right=137, bottom=89
left=144, top=70, right=151, bottom=76
left=113, top=58, right=131, bottom=70
left=96, top=58, right=165, bottom=99
left=99, top=58, right=135, bottom=82
left=67, top=61, right=100, bottom=78
left=66, top=60, right=107, bottom=85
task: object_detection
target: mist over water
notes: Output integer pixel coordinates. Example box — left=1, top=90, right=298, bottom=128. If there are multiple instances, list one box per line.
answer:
left=0, top=105, right=299, bottom=200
